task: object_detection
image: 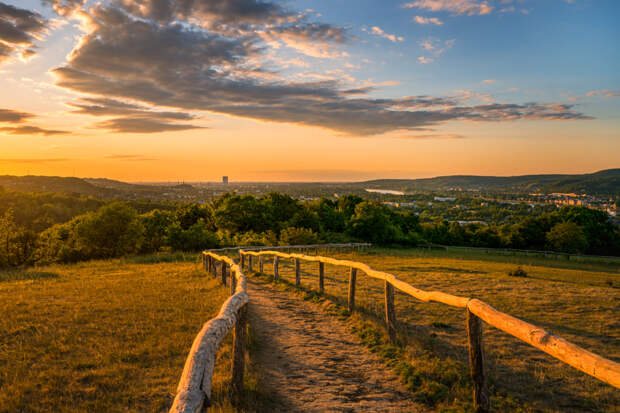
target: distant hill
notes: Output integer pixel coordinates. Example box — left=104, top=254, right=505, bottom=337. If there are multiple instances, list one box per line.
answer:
left=358, top=169, right=620, bottom=197
left=0, top=175, right=198, bottom=200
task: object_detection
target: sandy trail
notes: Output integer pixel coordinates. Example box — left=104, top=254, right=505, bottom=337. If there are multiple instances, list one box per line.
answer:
left=247, top=278, right=424, bottom=413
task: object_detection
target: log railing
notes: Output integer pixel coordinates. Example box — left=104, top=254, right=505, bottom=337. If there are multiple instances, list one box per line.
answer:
left=239, top=249, right=620, bottom=412
left=169, top=252, right=249, bottom=413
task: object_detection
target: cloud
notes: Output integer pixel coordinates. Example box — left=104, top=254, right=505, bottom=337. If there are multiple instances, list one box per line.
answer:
left=585, top=89, right=620, bottom=98
left=104, top=154, right=158, bottom=161
left=413, top=16, right=443, bottom=25
left=482, top=79, right=496, bottom=83
left=93, top=117, right=205, bottom=133
left=48, top=2, right=591, bottom=136
left=369, top=26, right=404, bottom=42
left=418, top=37, right=455, bottom=62
left=0, top=157, right=70, bottom=163
left=0, top=108, right=33, bottom=123
left=403, top=0, right=493, bottom=16
left=0, top=125, right=69, bottom=135
left=0, top=2, right=47, bottom=65
left=117, top=0, right=291, bottom=25
left=41, top=0, right=86, bottom=17
left=401, top=133, right=464, bottom=139
left=259, top=23, right=351, bottom=58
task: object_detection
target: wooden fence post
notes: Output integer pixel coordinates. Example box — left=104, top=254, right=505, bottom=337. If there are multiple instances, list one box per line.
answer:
left=259, top=255, right=264, bottom=273
left=384, top=281, right=397, bottom=344
left=207, top=255, right=212, bottom=273
left=248, top=255, right=253, bottom=272
left=202, top=254, right=207, bottom=272
left=273, top=256, right=279, bottom=280
left=348, top=268, right=357, bottom=313
left=211, top=256, right=216, bottom=278
left=295, top=258, right=301, bottom=286
left=221, top=261, right=227, bottom=286
left=319, top=262, right=325, bottom=293
left=230, top=270, right=237, bottom=295
left=231, top=304, right=247, bottom=396
left=239, top=252, right=245, bottom=270
left=467, top=308, right=490, bottom=413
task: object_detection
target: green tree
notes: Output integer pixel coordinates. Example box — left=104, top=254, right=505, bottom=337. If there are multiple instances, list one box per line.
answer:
left=546, top=221, right=588, bottom=254
left=140, top=210, right=173, bottom=253
left=0, top=210, right=38, bottom=267
left=346, top=202, right=398, bottom=245
left=279, top=227, right=320, bottom=245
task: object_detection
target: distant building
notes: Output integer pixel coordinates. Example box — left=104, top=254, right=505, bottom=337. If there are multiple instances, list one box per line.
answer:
left=434, top=196, right=456, bottom=202
left=222, top=176, right=228, bottom=184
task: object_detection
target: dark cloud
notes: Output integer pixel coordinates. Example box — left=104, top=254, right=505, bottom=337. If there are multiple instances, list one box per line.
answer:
left=49, top=3, right=592, bottom=136
left=0, top=2, right=46, bottom=64
left=0, top=108, right=34, bottom=123
left=93, top=117, right=205, bottom=133
left=68, top=97, right=196, bottom=120
left=118, top=0, right=290, bottom=25
left=0, top=125, right=69, bottom=135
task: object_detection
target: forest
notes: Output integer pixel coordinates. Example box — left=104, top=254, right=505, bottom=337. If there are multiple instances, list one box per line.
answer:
left=1, top=187, right=619, bottom=268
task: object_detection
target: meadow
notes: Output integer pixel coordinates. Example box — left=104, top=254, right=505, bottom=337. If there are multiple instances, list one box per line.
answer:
left=1, top=248, right=618, bottom=412
left=0, top=254, right=269, bottom=413
left=251, top=248, right=620, bottom=412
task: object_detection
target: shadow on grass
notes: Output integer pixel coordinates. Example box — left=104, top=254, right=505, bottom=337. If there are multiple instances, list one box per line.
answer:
left=0, top=270, right=59, bottom=282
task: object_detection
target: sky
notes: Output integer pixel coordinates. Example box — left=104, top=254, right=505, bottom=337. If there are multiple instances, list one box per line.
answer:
left=0, top=0, right=618, bottom=182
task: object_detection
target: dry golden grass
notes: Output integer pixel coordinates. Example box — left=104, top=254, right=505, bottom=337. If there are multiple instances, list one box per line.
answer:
left=0, top=256, right=267, bottom=413
left=257, top=248, right=620, bottom=412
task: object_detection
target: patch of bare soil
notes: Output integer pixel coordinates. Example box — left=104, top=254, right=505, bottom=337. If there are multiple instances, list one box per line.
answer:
left=247, top=279, right=425, bottom=413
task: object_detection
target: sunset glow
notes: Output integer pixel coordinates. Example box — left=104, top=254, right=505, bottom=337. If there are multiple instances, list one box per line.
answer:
left=1, top=0, right=618, bottom=181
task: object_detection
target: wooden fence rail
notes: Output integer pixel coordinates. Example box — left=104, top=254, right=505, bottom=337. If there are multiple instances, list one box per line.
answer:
left=170, top=253, right=249, bottom=413
left=239, top=249, right=620, bottom=412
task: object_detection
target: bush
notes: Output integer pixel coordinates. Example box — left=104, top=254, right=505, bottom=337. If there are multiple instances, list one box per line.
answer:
left=279, top=227, right=320, bottom=245
left=36, top=203, right=144, bottom=263
left=508, top=266, right=528, bottom=277
left=167, top=221, right=220, bottom=251
left=0, top=210, right=38, bottom=267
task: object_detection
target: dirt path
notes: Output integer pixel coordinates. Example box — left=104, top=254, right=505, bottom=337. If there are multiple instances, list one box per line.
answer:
left=247, top=279, right=425, bottom=413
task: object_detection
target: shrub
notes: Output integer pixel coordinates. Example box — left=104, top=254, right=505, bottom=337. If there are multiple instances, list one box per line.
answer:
left=508, top=266, right=528, bottom=277
left=167, top=221, right=219, bottom=251
left=279, top=227, right=320, bottom=246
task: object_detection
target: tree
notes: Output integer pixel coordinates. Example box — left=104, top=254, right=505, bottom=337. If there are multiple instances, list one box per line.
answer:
left=546, top=222, right=588, bottom=254
left=140, top=209, right=173, bottom=253
left=279, top=227, right=320, bottom=246
left=0, top=210, right=38, bottom=267
left=346, top=202, right=398, bottom=245
left=167, top=221, right=219, bottom=251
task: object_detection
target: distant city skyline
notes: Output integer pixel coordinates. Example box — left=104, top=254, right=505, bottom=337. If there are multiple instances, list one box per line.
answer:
left=0, top=0, right=618, bottom=181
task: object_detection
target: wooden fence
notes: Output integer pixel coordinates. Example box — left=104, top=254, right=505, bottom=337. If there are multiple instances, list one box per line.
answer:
left=169, top=244, right=368, bottom=412
left=169, top=253, right=248, bottom=413
left=239, top=249, right=620, bottom=413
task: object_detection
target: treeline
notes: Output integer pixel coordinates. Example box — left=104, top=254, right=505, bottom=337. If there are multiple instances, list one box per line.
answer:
left=1, top=191, right=619, bottom=268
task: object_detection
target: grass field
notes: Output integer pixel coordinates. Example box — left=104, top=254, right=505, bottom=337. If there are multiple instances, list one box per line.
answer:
left=0, top=255, right=268, bottom=413
left=250, top=247, right=620, bottom=413
left=2, top=249, right=618, bottom=412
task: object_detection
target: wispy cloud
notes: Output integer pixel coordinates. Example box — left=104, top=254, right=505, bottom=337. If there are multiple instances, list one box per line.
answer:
left=482, top=79, right=496, bottom=84
left=369, top=26, right=404, bottom=42
left=413, top=16, right=443, bottom=25
left=0, top=125, right=69, bottom=135
left=0, top=157, right=70, bottom=163
left=104, top=154, right=158, bottom=161
left=403, top=0, right=493, bottom=16
left=93, top=118, right=205, bottom=134
left=0, top=108, right=33, bottom=123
